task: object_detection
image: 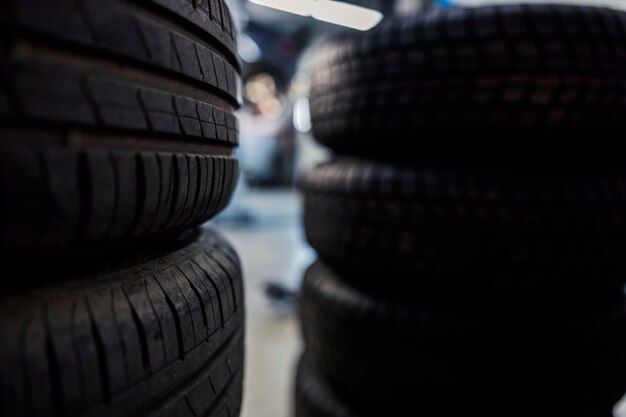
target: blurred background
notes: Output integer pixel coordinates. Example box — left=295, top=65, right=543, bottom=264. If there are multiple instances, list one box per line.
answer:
left=209, top=1, right=626, bottom=416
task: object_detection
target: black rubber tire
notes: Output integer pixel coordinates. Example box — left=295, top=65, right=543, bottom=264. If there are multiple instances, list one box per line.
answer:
left=0, top=227, right=244, bottom=417
left=294, top=354, right=618, bottom=417
left=299, top=261, right=626, bottom=417
left=0, top=135, right=238, bottom=256
left=302, top=158, right=626, bottom=296
left=2, top=0, right=240, bottom=106
left=0, top=35, right=240, bottom=141
left=306, top=4, right=626, bottom=154
left=295, top=355, right=361, bottom=417
left=0, top=0, right=240, bottom=255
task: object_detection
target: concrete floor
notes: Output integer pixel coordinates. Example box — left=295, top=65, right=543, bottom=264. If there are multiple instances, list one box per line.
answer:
left=211, top=189, right=312, bottom=417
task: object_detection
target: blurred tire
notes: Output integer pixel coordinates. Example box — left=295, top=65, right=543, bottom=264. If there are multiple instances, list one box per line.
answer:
left=295, top=355, right=360, bottom=417
left=307, top=4, right=626, bottom=155
left=0, top=228, right=244, bottom=417
left=302, top=158, right=626, bottom=296
left=299, top=261, right=626, bottom=416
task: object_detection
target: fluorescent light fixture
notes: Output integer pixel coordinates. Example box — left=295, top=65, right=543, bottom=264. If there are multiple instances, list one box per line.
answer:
left=249, top=0, right=383, bottom=31
left=313, top=1, right=383, bottom=31
left=249, top=0, right=310, bottom=16
left=450, top=0, right=626, bottom=10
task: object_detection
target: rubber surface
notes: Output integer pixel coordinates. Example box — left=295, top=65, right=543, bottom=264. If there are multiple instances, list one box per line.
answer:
left=0, top=136, right=239, bottom=254
left=307, top=5, right=626, bottom=154
left=0, top=0, right=240, bottom=139
left=2, top=0, right=240, bottom=105
left=299, top=261, right=626, bottom=416
left=0, top=227, right=244, bottom=417
left=0, top=0, right=241, bottom=254
left=302, top=158, right=626, bottom=296
left=0, top=36, right=240, bottom=140
left=295, top=355, right=361, bottom=417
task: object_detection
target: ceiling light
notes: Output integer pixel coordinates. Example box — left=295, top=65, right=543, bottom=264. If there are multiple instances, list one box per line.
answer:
left=312, top=1, right=383, bottom=31
left=249, top=0, right=312, bottom=16
left=249, top=0, right=383, bottom=31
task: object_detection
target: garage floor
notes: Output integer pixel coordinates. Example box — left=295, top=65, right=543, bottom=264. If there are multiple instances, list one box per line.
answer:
left=210, top=189, right=311, bottom=417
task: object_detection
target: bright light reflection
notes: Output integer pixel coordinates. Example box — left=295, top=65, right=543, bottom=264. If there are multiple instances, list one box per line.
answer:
left=293, top=97, right=312, bottom=133
left=249, top=0, right=383, bottom=31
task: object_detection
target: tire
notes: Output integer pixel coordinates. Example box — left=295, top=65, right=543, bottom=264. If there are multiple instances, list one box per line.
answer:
left=0, top=227, right=245, bottom=417
left=0, top=0, right=240, bottom=254
left=294, top=355, right=619, bottom=417
left=0, top=135, right=238, bottom=257
left=306, top=5, right=626, bottom=154
left=295, top=355, right=360, bottom=417
left=302, top=158, right=626, bottom=296
left=2, top=0, right=240, bottom=105
left=299, top=261, right=626, bottom=416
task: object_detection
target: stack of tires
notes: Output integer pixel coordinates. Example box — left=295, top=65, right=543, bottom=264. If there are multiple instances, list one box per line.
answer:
left=297, top=5, right=626, bottom=417
left=0, top=1, right=244, bottom=416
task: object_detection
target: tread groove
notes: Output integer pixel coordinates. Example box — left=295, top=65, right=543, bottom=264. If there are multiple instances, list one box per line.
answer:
left=171, top=267, right=199, bottom=346
left=85, top=295, right=113, bottom=404
left=206, top=250, right=238, bottom=312
left=126, top=153, right=147, bottom=237
left=164, top=154, right=182, bottom=232
left=133, top=16, right=153, bottom=61
left=194, top=43, right=206, bottom=81
left=179, top=266, right=209, bottom=335
left=146, top=155, right=164, bottom=234
left=189, top=155, right=204, bottom=223
left=122, top=286, right=151, bottom=373
left=155, top=273, right=186, bottom=360
left=19, top=312, right=33, bottom=416
left=108, top=152, right=122, bottom=238
left=109, top=288, right=132, bottom=388
left=143, top=278, right=168, bottom=368
left=102, top=152, right=120, bottom=238
left=79, top=79, right=103, bottom=125
left=75, top=152, right=93, bottom=243
left=43, top=317, right=62, bottom=417
left=69, top=301, right=87, bottom=408
left=191, top=258, right=225, bottom=328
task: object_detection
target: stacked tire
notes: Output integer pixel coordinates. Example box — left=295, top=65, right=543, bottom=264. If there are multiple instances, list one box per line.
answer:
left=0, top=1, right=245, bottom=416
left=297, top=5, right=626, bottom=417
